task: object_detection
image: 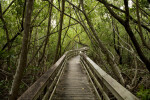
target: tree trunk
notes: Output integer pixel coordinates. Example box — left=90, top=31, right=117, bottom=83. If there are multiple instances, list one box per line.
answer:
left=9, top=0, right=34, bottom=99
left=54, top=0, right=65, bottom=63
left=80, top=0, right=125, bottom=85
left=112, top=18, right=122, bottom=64
left=136, top=0, right=150, bottom=50
left=38, top=0, right=53, bottom=66
left=97, top=0, right=150, bottom=72
left=0, top=1, right=11, bottom=70
left=124, top=0, right=150, bottom=71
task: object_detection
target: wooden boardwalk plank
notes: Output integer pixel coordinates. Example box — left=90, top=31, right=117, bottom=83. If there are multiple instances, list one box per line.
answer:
left=52, top=56, right=98, bottom=100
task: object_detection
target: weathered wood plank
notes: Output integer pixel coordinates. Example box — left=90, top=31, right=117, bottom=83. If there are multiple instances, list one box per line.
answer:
left=52, top=56, right=98, bottom=100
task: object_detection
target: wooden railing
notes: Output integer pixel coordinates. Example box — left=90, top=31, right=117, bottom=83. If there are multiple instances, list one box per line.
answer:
left=18, top=47, right=138, bottom=100
left=18, top=48, right=87, bottom=100
left=80, top=52, right=139, bottom=100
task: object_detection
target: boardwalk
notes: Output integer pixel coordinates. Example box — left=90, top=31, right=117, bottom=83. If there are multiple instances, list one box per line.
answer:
left=52, top=56, right=98, bottom=100
left=18, top=49, right=138, bottom=100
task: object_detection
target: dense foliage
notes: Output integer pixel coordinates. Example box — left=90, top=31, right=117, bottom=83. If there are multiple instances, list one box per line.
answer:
left=0, top=0, right=150, bottom=99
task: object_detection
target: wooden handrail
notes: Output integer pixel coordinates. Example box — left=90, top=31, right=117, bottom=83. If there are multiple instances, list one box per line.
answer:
left=80, top=52, right=139, bottom=100
left=18, top=54, right=66, bottom=100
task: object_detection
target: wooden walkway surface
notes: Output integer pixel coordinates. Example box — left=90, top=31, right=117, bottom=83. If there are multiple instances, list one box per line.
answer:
left=52, top=56, right=98, bottom=100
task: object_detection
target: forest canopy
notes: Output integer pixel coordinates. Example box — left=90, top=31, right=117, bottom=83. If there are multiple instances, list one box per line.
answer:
left=0, top=0, right=150, bottom=99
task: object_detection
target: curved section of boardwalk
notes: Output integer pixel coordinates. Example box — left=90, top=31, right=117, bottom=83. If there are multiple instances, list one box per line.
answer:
left=52, top=56, right=98, bottom=100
